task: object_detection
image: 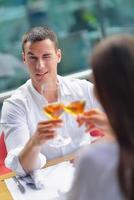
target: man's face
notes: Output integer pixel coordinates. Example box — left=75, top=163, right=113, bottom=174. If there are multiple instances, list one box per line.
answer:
left=22, top=39, right=61, bottom=91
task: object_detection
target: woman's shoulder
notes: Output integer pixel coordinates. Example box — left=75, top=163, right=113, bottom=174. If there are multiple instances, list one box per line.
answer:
left=78, top=142, right=119, bottom=170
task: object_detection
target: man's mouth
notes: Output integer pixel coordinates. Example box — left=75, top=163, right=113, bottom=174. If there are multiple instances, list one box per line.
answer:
left=36, top=71, right=48, bottom=78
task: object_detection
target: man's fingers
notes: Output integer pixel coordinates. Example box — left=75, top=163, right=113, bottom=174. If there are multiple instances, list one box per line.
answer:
left=39, top=119, right=63, bottom=125
left=39, top=130, right=57, bottom=139
left=45, top=134, right=57, bottom=140
left=38, top=122, right=63, bottom=130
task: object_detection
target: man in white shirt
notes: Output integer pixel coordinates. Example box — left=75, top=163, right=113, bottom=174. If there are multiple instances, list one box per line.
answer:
left=1, top=26, right=100, bottom=176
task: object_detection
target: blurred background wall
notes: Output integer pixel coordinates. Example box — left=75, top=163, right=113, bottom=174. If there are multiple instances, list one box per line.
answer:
left=0, top=0, right=134, bottom=94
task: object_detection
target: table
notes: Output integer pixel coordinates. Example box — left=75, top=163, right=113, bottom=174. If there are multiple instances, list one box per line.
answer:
left=0, top=152, right=75, bottom=200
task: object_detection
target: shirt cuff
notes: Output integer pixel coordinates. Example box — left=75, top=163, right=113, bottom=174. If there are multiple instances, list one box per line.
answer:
left=5, top=147, right=46, bottom=176
left=38, top=153, right=46, bottom=168
left=5, top=148, right=27, bottom=176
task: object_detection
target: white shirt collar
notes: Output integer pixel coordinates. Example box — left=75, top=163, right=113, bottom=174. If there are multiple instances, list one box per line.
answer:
left=28, top=75, right=72, bottom=103
left=57, top=75, right=72, bottom=96
left=28, top=79, right=47, bottom=104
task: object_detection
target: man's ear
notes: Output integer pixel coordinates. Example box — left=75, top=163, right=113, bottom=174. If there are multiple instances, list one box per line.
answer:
left=57, top=49, right=62, bottom=63
left=22, top=52, right=26, bottom=64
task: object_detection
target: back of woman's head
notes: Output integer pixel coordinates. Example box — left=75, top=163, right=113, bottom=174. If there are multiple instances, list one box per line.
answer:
left=91, top=35, right=134, bottom=199
left=91, top=35, right=134, bottom=148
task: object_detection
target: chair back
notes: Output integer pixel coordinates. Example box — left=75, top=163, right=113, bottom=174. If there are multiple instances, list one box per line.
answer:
left=0, top=132, right=11, bottom=175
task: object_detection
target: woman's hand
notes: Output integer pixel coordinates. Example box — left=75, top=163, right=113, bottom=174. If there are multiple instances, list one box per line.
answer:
left=77, top=108, right=113, bottom=136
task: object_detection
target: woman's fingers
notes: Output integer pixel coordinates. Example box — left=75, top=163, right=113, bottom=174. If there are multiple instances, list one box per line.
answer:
left=84, top=123, right=95, bottom=132
left=77, top=109, right=110, bottom=138
left=77, top=115, right=85, bottom=126
left=84, top=108, right=103, bottom=115
left=77, top=114, right=95, bottom=127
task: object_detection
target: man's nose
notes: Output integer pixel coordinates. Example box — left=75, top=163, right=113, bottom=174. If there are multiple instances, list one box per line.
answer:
left=36, top=59, right=45, bottom=70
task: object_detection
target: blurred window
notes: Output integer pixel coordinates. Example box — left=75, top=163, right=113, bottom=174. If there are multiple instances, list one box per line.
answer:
left=0, top=0, right=134, bottom=92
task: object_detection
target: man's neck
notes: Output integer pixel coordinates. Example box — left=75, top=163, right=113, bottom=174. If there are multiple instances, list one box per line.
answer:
left=32, top=78, right=59, bottom=103
left=44, top=89, right=58, bottom=103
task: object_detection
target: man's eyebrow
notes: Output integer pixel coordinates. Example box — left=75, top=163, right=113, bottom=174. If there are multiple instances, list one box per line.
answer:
left=43, top=53, right=52, bottom=56
left=43, top=53, right=51, bottom=55
left=27, top=52, right=35, bottom=56
left=27, top=52, right=52, bottom=56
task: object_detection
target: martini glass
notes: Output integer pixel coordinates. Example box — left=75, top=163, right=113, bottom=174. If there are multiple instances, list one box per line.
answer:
left=63, top=100, right=85, bottom=117
left=41, top=82, right=71, bottom=147
left=64, top=100, right=98, bottom=145
left=63, top=100, right=91, bottom=145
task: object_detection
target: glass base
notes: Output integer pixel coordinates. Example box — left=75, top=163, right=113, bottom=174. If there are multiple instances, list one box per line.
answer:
left=48, top=135, right=72, bottom=148
left=79, top=134, right=91, bottom=147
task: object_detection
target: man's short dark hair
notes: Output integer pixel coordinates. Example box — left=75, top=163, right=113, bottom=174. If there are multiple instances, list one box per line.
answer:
left=22, top=26, right=58, bottom=52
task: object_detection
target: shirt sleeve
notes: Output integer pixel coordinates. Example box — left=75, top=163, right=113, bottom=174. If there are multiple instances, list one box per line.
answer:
left=1, top=99, right=46, bottom=176
left=5, top=146, right=46, bottom=176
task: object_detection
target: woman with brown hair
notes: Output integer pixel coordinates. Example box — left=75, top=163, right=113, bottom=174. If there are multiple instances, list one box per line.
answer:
left=68, top=35, right=134, bottom=200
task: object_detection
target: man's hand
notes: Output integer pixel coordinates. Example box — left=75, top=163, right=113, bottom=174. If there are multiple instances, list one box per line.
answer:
left=19, top=119, right=63, bottom=172
left=31, top=119, right=63, bottom=146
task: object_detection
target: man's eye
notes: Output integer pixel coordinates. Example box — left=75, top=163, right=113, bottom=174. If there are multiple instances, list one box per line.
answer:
left=43, top=55, right=51, bottom=59
left=29, top=56, right=37, bottom=60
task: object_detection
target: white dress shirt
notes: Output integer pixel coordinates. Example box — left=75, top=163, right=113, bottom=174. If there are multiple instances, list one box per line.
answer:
left=1, top=75, right=100, bottom=176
